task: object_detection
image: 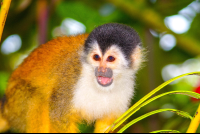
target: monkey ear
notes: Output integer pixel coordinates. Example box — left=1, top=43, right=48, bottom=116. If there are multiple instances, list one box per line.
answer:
left=130, top=45, right=144, bottom=71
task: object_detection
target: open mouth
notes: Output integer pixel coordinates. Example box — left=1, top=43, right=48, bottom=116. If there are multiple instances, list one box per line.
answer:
left=97, top=76, right=113, bottom=87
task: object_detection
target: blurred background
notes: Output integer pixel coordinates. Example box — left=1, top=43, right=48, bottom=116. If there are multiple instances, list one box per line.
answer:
left=1, top=0, right=200, bottom=133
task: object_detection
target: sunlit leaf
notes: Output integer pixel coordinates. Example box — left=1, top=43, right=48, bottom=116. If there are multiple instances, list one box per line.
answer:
left=139, top=91, right=200, bottom=109
left=105, top=72, right=200, bottom=133
left=150, top=130, right=180, bottom=133
left=117, top=109, right=192, bottom=133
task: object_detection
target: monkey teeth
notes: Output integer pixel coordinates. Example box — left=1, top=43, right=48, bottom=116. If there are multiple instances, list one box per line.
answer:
left=97, top=76, right=113, bottom=86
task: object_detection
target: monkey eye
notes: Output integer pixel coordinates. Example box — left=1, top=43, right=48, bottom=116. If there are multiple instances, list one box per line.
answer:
left=93, top=54, right=101, bottom=61
left=107, top=56, right=115, bottom=62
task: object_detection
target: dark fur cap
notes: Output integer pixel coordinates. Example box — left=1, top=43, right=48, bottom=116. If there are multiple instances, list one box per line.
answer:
left=84, top=23, right=141, bottom=61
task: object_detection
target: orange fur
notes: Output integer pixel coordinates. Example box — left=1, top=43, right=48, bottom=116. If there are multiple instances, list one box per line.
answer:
left=1, top=34, right=88, bottom=132
left=94, top=115, right=119, bottom=133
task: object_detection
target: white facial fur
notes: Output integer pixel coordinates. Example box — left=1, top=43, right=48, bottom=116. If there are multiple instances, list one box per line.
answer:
left=72, top=42, right=141, bottom=122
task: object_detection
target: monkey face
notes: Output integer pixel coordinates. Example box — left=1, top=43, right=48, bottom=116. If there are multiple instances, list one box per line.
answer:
left=84, top=43, right=130, bottom=88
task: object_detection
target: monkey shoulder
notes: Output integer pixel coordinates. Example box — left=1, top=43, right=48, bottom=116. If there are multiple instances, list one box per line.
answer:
left=9, top=34, right=88, bottom=81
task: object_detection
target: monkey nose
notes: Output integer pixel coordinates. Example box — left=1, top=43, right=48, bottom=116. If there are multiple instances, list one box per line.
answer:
left=95, top=67, right=113, bottom=78
left=98, top=67, right=107, bottom=73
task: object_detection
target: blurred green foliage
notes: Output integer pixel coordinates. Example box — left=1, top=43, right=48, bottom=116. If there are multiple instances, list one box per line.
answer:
left=0, top=71, right=9, bottom=97
left=0, top=0, right=200, bottom=133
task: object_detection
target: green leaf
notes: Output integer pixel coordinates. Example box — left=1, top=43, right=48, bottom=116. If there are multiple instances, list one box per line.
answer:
left=106, top=72, right=200, bottom=133
left=139, top=91, right=200, bottom=110
left=150, top=130, right=180, bottom=133
left=117, top=109, right=192, bottom=133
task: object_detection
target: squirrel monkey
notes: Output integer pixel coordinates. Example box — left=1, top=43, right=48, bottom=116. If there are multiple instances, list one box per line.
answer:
left=0, top=23, right=144, bottom=133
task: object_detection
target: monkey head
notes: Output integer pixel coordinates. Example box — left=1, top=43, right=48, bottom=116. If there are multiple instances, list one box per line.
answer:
left=81, top=23, right=143, bottom=91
